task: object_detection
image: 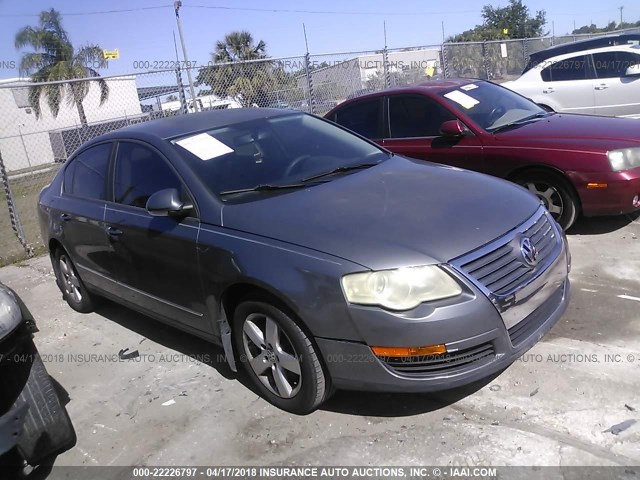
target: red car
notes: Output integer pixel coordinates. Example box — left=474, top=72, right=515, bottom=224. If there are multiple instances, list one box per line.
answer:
left=325, top=79, right=640, bottom=229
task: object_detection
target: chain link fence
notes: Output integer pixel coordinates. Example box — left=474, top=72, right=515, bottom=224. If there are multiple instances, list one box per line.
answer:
left=1, top=27, right=638, bottom=265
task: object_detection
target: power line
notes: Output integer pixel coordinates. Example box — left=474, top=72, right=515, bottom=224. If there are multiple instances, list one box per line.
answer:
left=0, top=5, right=172, bottom=17
left=185, top=5, right=482, bottom=16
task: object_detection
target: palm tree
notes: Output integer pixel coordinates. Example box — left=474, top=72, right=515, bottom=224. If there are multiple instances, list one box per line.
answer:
left=15, top=8, right=109, bottom=125
left=195, top=31, right=275, bottom=107
left=213, top=31, right=267, bottom=63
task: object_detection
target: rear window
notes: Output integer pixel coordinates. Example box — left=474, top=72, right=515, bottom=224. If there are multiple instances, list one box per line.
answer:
left=333, top=98, right=382, bottom=138
left=63, top=143, right=112, bottom=200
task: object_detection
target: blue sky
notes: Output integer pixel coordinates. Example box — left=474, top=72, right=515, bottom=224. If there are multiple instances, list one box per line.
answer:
left=1, top=0, right=639, bottom=78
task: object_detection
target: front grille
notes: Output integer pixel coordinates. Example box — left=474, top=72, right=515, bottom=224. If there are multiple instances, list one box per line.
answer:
left=458, top=212, right=559, bottom=296
left=380, top=342, right=496, bottom=377
left=508, top=283, right=565, bottom=347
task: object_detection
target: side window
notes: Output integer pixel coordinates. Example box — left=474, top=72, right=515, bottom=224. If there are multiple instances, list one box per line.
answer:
left=63, top=143, right=112, bottom=200
left=388, top=95, right=456, bottom=138
left=334, top=99, right=381, bottom=139
left=114, top=142, right=183, bottom=209
left=593, top=52, right=640, bottom=78
left=541, top=55, right=591, bottom=82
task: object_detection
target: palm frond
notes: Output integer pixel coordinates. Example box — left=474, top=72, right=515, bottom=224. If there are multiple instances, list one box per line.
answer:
left=27, top=85, right=44, bottom=119
left=19, top=52, right=55, bottom=76
left=75, top=44, right=108, bottom=70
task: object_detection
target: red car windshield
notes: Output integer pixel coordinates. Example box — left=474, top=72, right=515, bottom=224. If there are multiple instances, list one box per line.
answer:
left=439, top=81, right=547, bottom=132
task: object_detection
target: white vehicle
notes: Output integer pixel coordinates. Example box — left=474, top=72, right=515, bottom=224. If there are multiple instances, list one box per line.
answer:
left=503, top=43, right=640, bottom=118
left=161, top=95, right=242, bottom=114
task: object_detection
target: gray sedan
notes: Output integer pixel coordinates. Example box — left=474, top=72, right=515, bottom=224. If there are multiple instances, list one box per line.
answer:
left=38, top=109, right=571, bottom=413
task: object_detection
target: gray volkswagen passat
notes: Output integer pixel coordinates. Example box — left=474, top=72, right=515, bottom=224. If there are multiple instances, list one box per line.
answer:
left=38, top=109, right=571, bottom=413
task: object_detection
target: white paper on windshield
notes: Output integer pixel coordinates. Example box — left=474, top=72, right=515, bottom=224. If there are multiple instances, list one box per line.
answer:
left=176, top=133, right=233, bottom=160
left=461, top=83, right=478, bottom=91
left=444, top=90, right=479, bottom=109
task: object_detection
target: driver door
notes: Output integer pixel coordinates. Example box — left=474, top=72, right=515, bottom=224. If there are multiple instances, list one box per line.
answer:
left=103, top=140, right=208, bottom=333
left=382, top=94, right=484, bottom=171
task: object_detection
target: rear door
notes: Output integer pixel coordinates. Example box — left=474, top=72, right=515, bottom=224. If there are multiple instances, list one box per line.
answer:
left=539, top=54, right=596, bottom=114
left=592, top=50, right=640, bottom=117
left=104, top=140, right=207, bottom=333
left=382, top=94, right=484, bottom=171
left=56, top=142, right=117, bottom=294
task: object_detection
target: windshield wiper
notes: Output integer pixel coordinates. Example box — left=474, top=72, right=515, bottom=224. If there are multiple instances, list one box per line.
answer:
left=219, top=183, right=311, bottom=196
left=489, top=112, right=552, bottom=134
left=301, top=162, right=378, bottom=183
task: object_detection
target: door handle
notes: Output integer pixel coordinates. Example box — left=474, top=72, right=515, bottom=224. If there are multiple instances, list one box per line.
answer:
left=542, top=88, right=554, bottom=94
left=105, top=226, right=123, bottom=240
left=595, top=84, right=608, bottom=90
left=60, top=213, right=71, bottom=222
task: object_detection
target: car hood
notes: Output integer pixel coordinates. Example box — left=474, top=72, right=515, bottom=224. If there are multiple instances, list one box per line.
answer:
left=221, top=157, right=540, bottom=270
left=494, top=113, right=640, bottom=150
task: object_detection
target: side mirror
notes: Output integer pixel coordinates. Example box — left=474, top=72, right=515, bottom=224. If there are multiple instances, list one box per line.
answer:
left=146, top=188, right=192, bottom=217
left=625, top=64, right=640, bottom=77
left=440, top=120, right=467, bottom=137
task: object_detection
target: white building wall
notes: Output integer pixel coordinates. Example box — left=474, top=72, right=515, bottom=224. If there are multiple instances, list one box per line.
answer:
left=0, top=77, right=141, bottom=172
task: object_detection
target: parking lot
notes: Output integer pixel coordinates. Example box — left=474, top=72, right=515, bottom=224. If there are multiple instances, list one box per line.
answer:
left=0, top=213, right=639, bottom=473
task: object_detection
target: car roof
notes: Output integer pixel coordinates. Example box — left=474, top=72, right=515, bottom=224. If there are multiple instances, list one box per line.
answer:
left=333, top=78, right=477, bottom=105
left=524, top=33, right=640, bottom=72
left=525, top=43, right=640, bottom=71
left=94, top=108, right=296, bottom=142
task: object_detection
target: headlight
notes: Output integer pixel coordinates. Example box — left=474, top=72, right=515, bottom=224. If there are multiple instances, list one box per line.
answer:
left=0, top=284, right=22, bottom=338
left=607, top=148, right=640, bottom=172
left=341, top=265, right=463, bottom=311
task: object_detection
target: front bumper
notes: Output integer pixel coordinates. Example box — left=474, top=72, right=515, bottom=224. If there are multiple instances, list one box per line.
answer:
left=316, top=208, right=571, bottom=392
left=569, top=167, right=640, bottom=216
left=317, top=279, right=569, bottom=392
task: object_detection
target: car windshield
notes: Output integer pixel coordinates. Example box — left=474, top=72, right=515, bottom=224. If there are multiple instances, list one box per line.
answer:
left=172, top=112, right=389, bottom=200
left=439, top=81, right=548, bottom=132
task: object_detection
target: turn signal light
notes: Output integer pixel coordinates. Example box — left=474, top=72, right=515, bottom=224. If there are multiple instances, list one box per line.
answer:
left=371, top=344, right=447, bottom=357
left=586, top=183, right=608, bottom=189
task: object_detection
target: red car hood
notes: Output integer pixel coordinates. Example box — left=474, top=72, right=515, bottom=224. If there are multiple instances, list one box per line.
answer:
left=493, top=113, right=640, bottom=151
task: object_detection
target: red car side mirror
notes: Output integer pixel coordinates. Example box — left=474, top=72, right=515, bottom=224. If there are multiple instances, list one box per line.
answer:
left=440, top=120, right=466, bottom=137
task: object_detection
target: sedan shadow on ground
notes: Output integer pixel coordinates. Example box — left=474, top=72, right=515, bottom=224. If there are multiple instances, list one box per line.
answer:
left=567, top=211, right=640, bottom=235
left=93, top=299, right=238, bottom=381
left=92, top=299, right=504, bottom=418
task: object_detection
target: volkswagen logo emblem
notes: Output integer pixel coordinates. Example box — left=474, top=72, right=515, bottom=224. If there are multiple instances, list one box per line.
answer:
left=520, top=237, right=538, bottom=267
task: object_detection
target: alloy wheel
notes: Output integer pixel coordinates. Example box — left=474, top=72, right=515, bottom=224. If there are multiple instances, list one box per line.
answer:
left=241, top=313, right=302, bottom=398
left=59, top=254, right=82, bottom=304
left=523, top=181, right=564, bottom=219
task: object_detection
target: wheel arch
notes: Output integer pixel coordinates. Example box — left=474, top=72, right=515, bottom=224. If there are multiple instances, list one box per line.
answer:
left=219, top=280, right=329, bottom=378
left=506, top=164, right=582, bottom=213
left=48, top=237, right=64, bottom=256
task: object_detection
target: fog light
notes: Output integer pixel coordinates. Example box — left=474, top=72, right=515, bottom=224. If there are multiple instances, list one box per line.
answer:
left=633, top=195, right=640, bottom=208
left=371, top=344, right=447, bottom=357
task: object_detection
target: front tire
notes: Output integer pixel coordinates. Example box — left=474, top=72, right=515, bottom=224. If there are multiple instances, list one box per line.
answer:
left=52, top=249, right=96, bottom=313
left=233, top=299, right=330, bottom=414
left=513, top=172, right=578, bottom=230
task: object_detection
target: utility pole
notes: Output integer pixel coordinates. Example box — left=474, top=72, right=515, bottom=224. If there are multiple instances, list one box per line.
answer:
left=174, top=1, right=198, bottom=112
left=619, top=6, right=624, bottom=27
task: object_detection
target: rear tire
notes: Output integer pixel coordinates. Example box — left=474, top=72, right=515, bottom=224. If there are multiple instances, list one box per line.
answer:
left=513, top=171, right=578, bottom=230
left=232, top=298, right=331, bottom=414
left=52, top=249, right=96, bottom=313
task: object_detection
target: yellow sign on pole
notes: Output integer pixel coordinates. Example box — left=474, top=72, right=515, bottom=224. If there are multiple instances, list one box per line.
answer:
left=502, top=28, right=509, bottom=35
left=102, top=49, right=119, bottom=60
